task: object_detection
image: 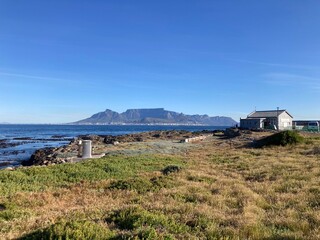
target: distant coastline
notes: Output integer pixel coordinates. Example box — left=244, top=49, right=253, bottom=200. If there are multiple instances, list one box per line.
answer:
left=72, top=108, right=238, bottom=126
left=1, top=123, right=221, bottom=126
left=67, top=123, right=211, bottom=126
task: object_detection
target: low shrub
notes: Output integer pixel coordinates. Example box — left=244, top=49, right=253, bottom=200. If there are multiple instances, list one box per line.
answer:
left=0, top=202, right=30, bottom=221
left=107, top=176, right=177, bottom=193
left=255, top=131, right=304, bottom=147
left=19, top=220, right=114, bottom=240
left=107, top=178, right=153, bottom=194
left=105, top=206, right=187, bottom=234
left=117, top=226, right=175, bottom=239
left=187, top=175, right=216, bottom=184
left=150, top=176, right=177, bottom=190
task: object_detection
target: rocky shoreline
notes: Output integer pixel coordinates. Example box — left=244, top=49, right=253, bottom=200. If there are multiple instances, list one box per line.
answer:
left=0, top=128, right=271, bottom=170
left=20, top=130, right=221, bottom=167
left=0, top=137, right=72, bottom=169
left=1, top=128, right=262, bottom=169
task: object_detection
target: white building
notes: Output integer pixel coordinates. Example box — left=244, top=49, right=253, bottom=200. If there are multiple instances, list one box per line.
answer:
left=240, top=110, right=293, bottom=130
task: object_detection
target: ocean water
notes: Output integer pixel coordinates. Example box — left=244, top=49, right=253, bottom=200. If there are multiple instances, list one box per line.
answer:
left=0, top=124, right=226, bottom=168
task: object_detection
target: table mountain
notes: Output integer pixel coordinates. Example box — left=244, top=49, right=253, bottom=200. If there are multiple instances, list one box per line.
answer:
left=72, top=108, right=237, bottom=126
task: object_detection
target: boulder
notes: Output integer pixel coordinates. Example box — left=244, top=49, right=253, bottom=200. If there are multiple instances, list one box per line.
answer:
left=224, top=128, right=241, bottom=138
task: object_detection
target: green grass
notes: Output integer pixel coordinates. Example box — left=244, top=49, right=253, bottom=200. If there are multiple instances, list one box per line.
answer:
left=19, top=220, right=115, bottom=240
left=0, top=201, right=31, bottom=221
left=0, top=155, right=184, bottom=197
left=108, top=175, right=178, bottom=194
left=2, top=132, right=320, bottom=239
left=106, top=206, right=188, bottom=233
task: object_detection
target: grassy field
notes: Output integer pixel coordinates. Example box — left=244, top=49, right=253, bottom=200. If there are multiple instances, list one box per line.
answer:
left=1, top=132, right=320, bottom=239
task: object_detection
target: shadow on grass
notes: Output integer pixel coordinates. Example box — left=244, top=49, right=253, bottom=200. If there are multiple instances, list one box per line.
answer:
left=18, top=220, right=114, bottom=240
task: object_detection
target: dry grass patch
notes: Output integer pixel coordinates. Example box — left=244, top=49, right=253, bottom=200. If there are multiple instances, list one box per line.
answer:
left=1, top=132, right=320, bottom=239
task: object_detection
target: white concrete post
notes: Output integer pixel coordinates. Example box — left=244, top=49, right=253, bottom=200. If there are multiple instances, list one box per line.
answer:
left=78, top=140, right=82, bottom=157
left=82, top=140, right=92, bottom=159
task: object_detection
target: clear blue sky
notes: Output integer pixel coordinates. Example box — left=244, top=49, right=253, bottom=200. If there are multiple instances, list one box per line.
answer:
left=1, top=1, right=320, bottom=123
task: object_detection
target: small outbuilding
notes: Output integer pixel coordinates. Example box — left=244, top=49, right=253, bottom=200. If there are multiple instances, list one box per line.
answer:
left=240, top=109, right=293, bottom=130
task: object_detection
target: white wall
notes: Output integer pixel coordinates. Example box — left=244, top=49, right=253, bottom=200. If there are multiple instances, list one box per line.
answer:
left=278, top=112, right=293, bottom=130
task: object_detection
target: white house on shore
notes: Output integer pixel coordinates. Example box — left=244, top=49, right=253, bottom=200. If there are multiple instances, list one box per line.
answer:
left=240, top=110, right=293, bottom=130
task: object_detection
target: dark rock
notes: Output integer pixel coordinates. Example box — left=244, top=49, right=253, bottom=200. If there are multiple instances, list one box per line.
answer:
left=22, top=147, right=56, bottom=166
left=51, top=135, right=66, bottom=138
left=1, top=150, right=25, bottom=156
left=35, top=138, right=73, bottom=142
left=0, top=161, right=11, bottom=167
left=0, top=140, right=20, bottom=148
left=79, top=135, right=104, bottom=142
left=13, top=137, right=32, bottom=140
left=162, top=165, right=182, bottom=175
left=104, top=135, right=118, bottom=144
left=0, top=204, right=6, bottom=211
left=224, top=128, right=241, bottom=138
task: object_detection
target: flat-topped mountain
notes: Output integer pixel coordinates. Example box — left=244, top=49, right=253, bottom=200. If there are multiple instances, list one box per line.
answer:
left=72, top=108, right=237, bottom=126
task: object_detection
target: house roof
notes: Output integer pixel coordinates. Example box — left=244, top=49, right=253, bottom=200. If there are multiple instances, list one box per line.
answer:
left=248, top=110, right=293, bottom=118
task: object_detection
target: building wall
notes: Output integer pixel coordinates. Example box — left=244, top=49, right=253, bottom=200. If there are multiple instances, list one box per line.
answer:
left=241, top=111, right=293, bottom=130
left=240, top=118, right=263, bottom=129
left=278, top=112, right=293, bottom=130
left=265, top=117, right=277, bottom=128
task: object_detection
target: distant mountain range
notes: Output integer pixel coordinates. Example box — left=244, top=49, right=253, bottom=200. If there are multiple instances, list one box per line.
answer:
left=72, top=108, right=237, bottom=126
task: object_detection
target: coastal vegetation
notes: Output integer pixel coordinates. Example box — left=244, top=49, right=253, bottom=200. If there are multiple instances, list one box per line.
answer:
left=255, top=130, right=304, bottom=147
left=0, top=131, right=320, bottom=239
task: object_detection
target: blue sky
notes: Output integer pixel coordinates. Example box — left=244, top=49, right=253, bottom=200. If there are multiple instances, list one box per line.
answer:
left=0, top=1, right=320, bottom=123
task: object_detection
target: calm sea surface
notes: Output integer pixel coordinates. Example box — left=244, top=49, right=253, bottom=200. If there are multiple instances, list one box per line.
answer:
left=0, top=124, right=226, bottom=167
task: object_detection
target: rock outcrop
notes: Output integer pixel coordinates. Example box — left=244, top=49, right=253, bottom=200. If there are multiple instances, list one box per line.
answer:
left=21, top=130, right=215, bottom=166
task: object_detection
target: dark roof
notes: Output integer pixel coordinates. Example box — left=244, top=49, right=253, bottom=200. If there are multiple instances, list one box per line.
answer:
left=248, top=110, right=293, bottom=118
